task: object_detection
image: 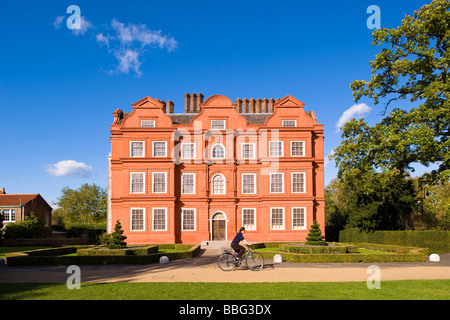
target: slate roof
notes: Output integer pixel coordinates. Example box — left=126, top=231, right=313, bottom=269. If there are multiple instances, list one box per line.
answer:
left=119, top=111, right=315, bottom=125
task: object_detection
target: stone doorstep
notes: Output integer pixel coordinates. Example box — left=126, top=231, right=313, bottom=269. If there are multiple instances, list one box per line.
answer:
left=201, top=240, right=231, bottom=251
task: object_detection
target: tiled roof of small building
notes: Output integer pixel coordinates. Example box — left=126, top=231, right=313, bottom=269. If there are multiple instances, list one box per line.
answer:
left=0, top=194, right=40, bottom=206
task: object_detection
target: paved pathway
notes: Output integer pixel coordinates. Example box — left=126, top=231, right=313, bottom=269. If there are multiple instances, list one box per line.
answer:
left=0, top=250, right=449, bottom=283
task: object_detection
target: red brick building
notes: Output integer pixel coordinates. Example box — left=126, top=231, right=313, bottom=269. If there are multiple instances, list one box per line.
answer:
left=108, top=93, right=324, bottom=244
left=0, top=188, right=53, bottom=227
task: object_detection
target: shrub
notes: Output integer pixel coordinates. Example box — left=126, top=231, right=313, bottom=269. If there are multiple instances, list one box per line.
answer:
left=66, top=223, right=106, bottom=244
left=305, top=220, right=327, bottom=246
left=3, top=214, right=52, bottom=239
left=105, top=220, right=127, bottom=249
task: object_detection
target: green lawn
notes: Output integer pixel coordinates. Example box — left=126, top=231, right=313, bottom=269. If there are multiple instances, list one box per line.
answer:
left=1, top=280, right=449, bottom=300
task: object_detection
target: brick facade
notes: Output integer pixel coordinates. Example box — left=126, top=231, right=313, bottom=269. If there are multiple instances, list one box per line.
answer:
left=108, top=94, right=324, bottom=244
left=0, top=192, right=52, bottom=227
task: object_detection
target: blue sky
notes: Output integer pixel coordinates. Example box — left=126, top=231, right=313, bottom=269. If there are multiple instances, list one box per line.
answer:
left=0, top=0, right=433, bottom=206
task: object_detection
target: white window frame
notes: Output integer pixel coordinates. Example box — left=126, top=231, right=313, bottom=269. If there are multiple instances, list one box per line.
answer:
left=211, top=143, right=225, bottom=159
left=152, top=141, right=167, bottom=157
left=241, top=173, right=257, bottom=194
left=242, top=208, right=256, bottom=231
left=130, top=208, right=145, bottom=231
left=152, top=172, right=167, bottom=194
left=290, top=141, right=305, bottom=157
left=292, top=207, right=307, bottom=230
left=270, top=207, right=285, bottom=230
left=130, top=172, right=145, bottom=194
left=211, top=120, right=225, bottom=130
left=2, top=209, right=15, bottom=222
left=211, top=173, right=226, bottom=195
left=269, top=172, right=284, bottom=194
left=291, top=172, right=306, bottom=193
left=181, top=143, right=196, bottom=160
left=241, top=143, right=256, bottom=160
left=269, top=141, right=284, bottom=157
left=182, top=208, right=196, bottom=231
left=282, top=119, right=297, bottom=127
left=152, top=207, right=167, bottom=231
left=130, top=141, right=145, bottom=158
left=141, top=120, right=155, bottom=128
left=181, top=173, right=196, bottom=195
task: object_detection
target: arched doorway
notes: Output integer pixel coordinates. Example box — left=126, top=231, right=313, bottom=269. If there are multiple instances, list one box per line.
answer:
left=211, top=212, right=227, bottom=240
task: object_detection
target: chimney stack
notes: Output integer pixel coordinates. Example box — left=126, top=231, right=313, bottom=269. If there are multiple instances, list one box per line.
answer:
left=166, top=100, right=174, bottom=113
left=0, top=188, right=6, bottom=194
left=184, top=93, right=203, bottom=113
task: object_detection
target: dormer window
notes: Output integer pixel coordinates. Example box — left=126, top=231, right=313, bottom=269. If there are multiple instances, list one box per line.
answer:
left=211, top=120, right=225, bottom=130
left=282, top=120, right=296, bottom=127
left=141, top=120, right=155, bottom=128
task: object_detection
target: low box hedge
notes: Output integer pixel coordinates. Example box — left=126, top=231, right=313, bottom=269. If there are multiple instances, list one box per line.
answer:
left=5, top=244, right=201, bottom=266
left=279, top=244, right=353, bottom=254
left=339, top=229, right=450, bottom=253
left=253, top=242, right=427, bottom=263
left=77, top=245, right=158, bottom=256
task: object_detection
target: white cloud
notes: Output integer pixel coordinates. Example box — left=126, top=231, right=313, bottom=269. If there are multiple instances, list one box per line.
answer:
left=115, top=48, right=142, bottom=76
left=324, top=149, right=335, bottom=167
left=52, top=15, right=94, bottom=35
left=45, top=160, right=92, bottom=178
left=96, top=33, right=110, bottom=48
left=103, top=18, right=178, bottom=76
left=53, top=15, right=177, bottom=76
left=71, top=16, right=94, bottom=36
left=336, top=103, right=372, bottom=132
left=110, top=18, right=178, bottom=52
left=53, top=16, right=65, bottom=29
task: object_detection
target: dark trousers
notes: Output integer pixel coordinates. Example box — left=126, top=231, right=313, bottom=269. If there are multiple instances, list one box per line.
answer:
left=231, top=243, right=245, bottom=260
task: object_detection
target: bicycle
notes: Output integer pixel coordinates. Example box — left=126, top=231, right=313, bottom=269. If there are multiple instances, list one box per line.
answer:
left=217, top=245, right=264, bottom=271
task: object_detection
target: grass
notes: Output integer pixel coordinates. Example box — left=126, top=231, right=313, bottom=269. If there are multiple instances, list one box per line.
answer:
left=0, top=280, right=449, bottom=300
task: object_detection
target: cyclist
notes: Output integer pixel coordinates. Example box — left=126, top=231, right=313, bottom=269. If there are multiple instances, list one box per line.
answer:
left=231, top=227, right=250, bottom=261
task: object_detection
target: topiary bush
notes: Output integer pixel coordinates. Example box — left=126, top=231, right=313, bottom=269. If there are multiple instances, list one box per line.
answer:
left=305, top=220, right=327, bottom=246
left=103, top=220, right=127, bottom=249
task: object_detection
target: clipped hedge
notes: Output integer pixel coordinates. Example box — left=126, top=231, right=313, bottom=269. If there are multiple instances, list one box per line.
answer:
left=5, top=244, right=201, bottom=266
left=257, top=251, right=426, bottom=263
left=339, top=229, right=450, bottom=253
left=77, top=245, right=158, bottom=256
left=280, top=244, right=355, bottom=254
left=253, top=242, right=427, bottom=263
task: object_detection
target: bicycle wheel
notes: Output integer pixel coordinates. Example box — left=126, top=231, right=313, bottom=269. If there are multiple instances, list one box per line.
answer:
left=245, top=252, right=264, bottom=271
left=218, top=253, right=237, bottom=271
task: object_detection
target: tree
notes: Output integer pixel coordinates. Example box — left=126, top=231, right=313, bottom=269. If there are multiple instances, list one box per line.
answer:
left=325, top=173, right=418, bottom=232
left=105, top=220, right=127, bottom=249
left=305, top=220, right=327, bottom=246
left=332, top=0, right=450, bottom=187
left=53, top=183, right=107, bottom=228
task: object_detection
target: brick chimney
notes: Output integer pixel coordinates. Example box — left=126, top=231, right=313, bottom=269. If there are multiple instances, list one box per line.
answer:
left=0, top=188, right=6, bottom=194
left=184, top=93, right=203, bottom=113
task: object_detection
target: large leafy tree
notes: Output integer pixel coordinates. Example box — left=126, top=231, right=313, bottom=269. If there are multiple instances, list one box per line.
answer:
left=332, top=0, right=450, bottom=187
left=53, top=183, right=107, bottom=228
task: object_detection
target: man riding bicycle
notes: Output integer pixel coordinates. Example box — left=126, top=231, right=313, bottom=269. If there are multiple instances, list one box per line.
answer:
left=231, top=227, right=250, bottom=261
